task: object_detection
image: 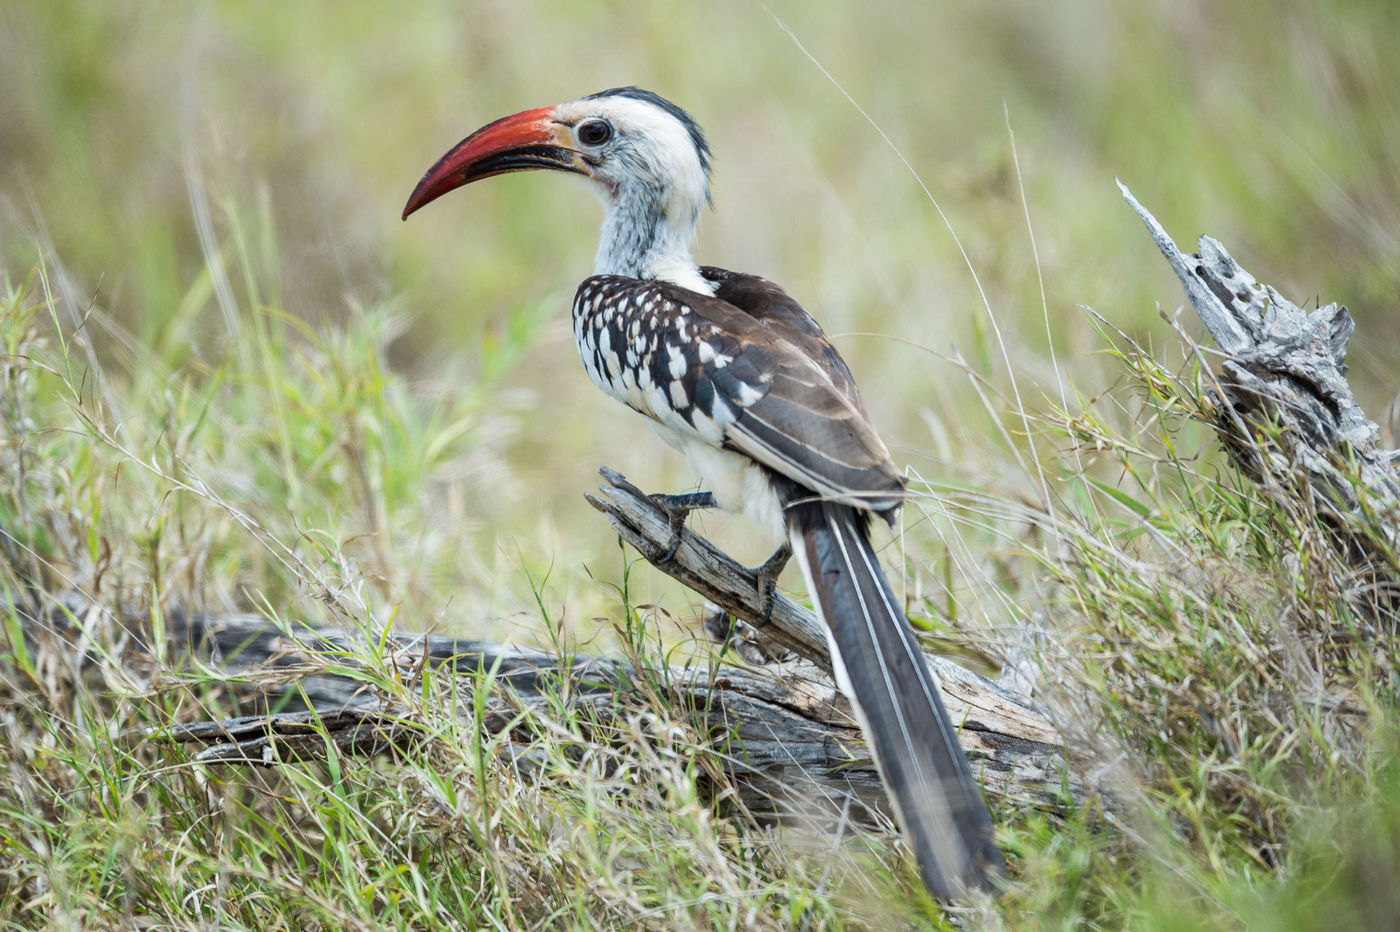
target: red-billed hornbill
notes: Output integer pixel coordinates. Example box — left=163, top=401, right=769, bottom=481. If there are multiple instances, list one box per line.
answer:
left=402, top=86, right=1003, bottom=899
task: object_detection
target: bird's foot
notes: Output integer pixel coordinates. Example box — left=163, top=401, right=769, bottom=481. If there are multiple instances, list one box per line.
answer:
left=647, top=491, right=718, bottom=563
left=751, top=543, right=792, bottom=627
left=703, top=604, right=788, bottom=664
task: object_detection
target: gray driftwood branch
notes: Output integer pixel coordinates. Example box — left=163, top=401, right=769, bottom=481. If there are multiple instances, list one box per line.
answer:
left=581, top=468, right=1059, bottom=735
left=1120, top=183, right=1400, bottom=585
left=585, top=467, right=834, bottom=667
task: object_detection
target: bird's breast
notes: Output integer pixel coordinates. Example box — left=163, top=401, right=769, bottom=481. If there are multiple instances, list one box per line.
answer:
left=572, top=282, right=735, bottom=444
left=571, top=281, right=788, bottom=545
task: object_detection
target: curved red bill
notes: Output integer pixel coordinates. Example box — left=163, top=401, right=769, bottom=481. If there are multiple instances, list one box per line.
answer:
left=402, top=106, right=584, bottom=219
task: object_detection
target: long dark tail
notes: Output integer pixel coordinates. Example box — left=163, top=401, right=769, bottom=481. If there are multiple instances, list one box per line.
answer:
left=789, top=499, right=1004, bottom=899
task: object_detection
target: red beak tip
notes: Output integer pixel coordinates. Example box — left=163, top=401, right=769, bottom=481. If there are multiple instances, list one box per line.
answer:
left=401, top=186, right=431, bottom=220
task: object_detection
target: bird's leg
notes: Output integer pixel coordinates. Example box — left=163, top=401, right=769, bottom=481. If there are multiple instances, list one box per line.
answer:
left=751, top=543, right=792, bottom=627
left=648, top=491, right=718, bottom=563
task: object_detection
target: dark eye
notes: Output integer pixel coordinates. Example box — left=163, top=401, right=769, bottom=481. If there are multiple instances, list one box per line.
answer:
left=576, top=119, right=613, bottom=147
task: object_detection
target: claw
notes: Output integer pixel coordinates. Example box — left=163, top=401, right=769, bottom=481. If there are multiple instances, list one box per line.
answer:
left=752, top=543, right=792, bottom=627
left=648, top=491, right=717, bottom=563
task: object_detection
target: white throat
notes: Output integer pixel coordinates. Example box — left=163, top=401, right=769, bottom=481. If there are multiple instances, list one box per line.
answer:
left=591, top=180, right=713, bottom=295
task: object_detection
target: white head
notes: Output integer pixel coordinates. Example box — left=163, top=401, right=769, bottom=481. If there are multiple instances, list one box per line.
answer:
left=403, top=87, right=714, bottom=291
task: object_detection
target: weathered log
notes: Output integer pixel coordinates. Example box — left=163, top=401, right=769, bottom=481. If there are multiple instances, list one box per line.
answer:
left=9, top=592, right=1081, bottom=822
left=140, top=601, right=1071, bottom=818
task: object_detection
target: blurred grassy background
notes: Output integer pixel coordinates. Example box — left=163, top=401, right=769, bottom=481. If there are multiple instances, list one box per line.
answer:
left=1, top=0, right=1397, bottom=636
left=3, top=2, right=1400, bottom=925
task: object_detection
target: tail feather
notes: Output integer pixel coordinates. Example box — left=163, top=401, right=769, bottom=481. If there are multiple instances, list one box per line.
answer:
left=790, top=499, right=1004, bottom=898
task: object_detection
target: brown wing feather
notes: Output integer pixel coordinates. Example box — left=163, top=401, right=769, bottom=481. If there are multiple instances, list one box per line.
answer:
left=692, top=268, right=904, bottom=511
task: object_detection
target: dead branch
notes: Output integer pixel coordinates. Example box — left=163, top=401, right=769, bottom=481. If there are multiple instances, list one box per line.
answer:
left=1121, top=183, right=1400, bottom=593
left=585, top=467, right=834, bottom=666
left=583, top=467, right=1043, bottom=727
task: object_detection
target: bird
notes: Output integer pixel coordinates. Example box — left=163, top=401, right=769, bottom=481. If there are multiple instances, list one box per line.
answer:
left=402, top=86, right=1003, bottom=899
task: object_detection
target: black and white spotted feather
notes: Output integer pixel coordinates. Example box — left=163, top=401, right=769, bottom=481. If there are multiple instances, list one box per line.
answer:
left=573, top=270, right=903, bottom=513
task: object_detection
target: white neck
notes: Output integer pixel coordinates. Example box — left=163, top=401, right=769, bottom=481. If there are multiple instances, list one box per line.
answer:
left=592, top=182, right=713, bottom=295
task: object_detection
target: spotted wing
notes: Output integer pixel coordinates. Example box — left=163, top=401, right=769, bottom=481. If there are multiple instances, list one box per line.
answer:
left=573, top=271, right=904, bottom=512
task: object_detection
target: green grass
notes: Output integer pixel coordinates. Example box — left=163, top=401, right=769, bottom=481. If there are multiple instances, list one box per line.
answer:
left=2, top=223, right=1399, bottom=927
left=2, top=0, right=1399, bottom=927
